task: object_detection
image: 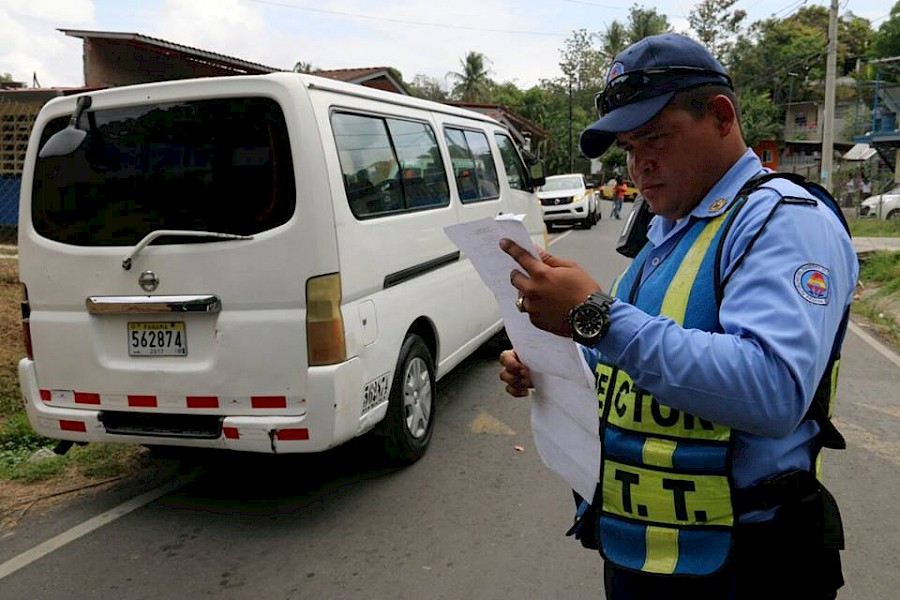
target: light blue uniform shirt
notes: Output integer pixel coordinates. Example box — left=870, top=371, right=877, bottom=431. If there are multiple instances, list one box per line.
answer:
left=590, top=149, right=858, bottom=516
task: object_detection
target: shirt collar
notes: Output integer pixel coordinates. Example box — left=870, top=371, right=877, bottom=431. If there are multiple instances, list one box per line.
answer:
left=691, top=148, right=766, bottom=219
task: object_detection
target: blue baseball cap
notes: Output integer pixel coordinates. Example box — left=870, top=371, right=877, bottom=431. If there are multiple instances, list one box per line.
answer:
left=579, top=33, right=732, bottom=158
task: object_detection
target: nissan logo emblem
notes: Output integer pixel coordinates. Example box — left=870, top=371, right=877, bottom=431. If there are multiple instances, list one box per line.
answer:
left=138, top=270, right=160, bottom=292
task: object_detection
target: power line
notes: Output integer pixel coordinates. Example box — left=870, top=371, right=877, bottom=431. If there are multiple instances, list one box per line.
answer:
left=245, top=0, right=567, bottom=36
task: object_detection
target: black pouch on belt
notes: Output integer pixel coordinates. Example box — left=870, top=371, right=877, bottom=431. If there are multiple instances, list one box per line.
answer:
left=744, top=470, right=845, bottom=551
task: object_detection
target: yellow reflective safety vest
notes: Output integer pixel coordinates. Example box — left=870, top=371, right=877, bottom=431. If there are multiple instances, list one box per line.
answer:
left=596, top=205, right=741, bottom=576
left=592, top=175, right=847, bottom=576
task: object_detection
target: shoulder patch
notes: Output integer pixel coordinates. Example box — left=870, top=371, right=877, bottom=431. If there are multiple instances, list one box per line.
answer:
left=794, top=263, right=831, bottom=305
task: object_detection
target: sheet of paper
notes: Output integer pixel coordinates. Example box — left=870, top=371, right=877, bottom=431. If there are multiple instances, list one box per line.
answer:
left=444, top=216, right=601, bottom=501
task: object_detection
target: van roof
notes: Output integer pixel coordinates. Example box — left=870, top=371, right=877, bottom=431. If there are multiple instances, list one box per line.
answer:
left=36, top=71, right=503, bottom=129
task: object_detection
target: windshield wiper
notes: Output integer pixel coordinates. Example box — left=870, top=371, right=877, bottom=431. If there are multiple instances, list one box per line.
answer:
left=122, top=229, right=254, bottom=270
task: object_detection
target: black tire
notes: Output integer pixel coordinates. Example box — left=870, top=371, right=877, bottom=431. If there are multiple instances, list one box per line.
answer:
left=378, top=334, right=435, bottom=464
left=888, top=210, right=900, bottom=221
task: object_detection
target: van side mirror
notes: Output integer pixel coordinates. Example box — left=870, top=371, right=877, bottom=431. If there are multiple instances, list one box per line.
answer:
left=528, top=161, right=546, bottom=189
left=38, top=95, right=92, bottom=159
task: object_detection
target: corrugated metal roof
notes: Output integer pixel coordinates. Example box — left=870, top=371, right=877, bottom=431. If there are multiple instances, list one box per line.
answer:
left=843, top=143, right=877, bottom=161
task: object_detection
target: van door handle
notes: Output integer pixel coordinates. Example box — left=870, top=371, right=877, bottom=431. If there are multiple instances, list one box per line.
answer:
left=86, top=295, right=222, bottom=314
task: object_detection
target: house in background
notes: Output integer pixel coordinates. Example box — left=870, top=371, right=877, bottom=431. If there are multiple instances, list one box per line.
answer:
left=60, top=29, right=412, bottom=95
left=779, top=98, right=858, bottom=180
left=853, top=81, right=900, bottom=181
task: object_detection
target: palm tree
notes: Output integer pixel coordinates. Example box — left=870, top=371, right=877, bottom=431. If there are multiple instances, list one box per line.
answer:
left=599, top=21, right=629, bottom=63
left=447, top=51, right=493, bottom=102
left=626, top=6, right=672, bottom=43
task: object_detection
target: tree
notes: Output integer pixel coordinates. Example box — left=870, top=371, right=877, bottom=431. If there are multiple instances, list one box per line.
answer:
left=408, top=74, right=448, bottom=101
left=738, top=88, right=782, bottom=147
left=292, top=61, right=315, bottom=73
left=597, top=21, right=629, bottom=63
left=688, top=0, right=747, bottom=61
left=871, top=1, right=900, bottom=59
left=447, top=51, right=494, bottom=102
left=0, top=73, right=13, bottom=83
left=626, top=5, right=672, bottom=42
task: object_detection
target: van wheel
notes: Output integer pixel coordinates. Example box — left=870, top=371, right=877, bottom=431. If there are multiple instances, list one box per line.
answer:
left=379, top=334, right=435, bottom=464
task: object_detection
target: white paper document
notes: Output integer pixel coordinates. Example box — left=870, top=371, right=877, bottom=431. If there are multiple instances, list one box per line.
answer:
left=444, top=216, right=601, bottom=502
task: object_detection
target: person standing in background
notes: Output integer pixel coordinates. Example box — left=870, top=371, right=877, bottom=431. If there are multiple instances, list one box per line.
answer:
left=611, top=175, right=627, bottom=219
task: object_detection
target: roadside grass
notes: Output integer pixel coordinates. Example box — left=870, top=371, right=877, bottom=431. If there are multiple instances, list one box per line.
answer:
left=0, top=218, right=898, bottom=488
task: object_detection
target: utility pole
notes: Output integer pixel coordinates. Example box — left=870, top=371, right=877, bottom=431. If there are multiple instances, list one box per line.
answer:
left=821, top=0, right=839, bottom=193
left=568, top=77, right=574, bottom=172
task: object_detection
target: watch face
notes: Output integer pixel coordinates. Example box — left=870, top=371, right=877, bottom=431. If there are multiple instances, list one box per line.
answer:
left=573, top=304, right=605, bottom=338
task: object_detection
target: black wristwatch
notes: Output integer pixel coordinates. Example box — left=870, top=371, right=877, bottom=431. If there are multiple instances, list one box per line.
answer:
left=568, top=290, right=615, bottom=346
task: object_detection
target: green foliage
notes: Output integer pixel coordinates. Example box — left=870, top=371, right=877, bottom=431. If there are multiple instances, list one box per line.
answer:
left=850, top=217, right=900, bottom=238
left=448, top=51, right=494, bottom=102
left=858, top=250, right=900, bottom=289
left=626, top=5, right=672, bottom=42
left=739, top=88, right=782, bottom=147
left=871, top=1, right=900, bottom=60
left=688, top=0, right=747, bottom=61
left=408, top=74, right=448, bottom=101
left=0, top=412, right=60, bottom=480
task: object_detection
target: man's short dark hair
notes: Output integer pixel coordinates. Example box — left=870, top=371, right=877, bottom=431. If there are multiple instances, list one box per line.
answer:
left=673, top=85, right=739, bottom=117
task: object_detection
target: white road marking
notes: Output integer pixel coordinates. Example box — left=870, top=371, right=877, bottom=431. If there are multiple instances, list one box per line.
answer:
left=848, top=320, right=900, bottom=369
left=0, top=469, right=198, bottom=581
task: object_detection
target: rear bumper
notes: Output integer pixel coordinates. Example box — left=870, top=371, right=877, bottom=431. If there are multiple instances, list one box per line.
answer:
left=18, top=357, right=369, bottom=454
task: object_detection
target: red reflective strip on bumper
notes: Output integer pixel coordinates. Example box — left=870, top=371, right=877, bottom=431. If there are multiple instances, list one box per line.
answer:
left=74, top=392, right=101, bottom=405
left=251, top=396, right=287, bottom=409
left=275, top=428, right=309, bottom=441
left=60, top=420, right=86, bottom=432
left=40, top=389, right=51, bottom=402
left=128, top=395, right=157, bottom=407
left=223, top=426, right=240, bottom=439
left=186, top=396, right=219, bottom=409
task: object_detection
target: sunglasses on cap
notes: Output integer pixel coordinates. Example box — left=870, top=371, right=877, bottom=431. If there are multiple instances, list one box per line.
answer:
left=594, top=66, right=734, bottom=117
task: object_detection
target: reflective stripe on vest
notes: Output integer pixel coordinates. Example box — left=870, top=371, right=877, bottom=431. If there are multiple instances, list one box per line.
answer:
left=597, top=209, right=737, bottom=576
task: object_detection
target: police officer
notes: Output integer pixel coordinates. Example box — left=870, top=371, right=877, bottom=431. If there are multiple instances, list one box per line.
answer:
left=499, top=33, right=857, bottom=599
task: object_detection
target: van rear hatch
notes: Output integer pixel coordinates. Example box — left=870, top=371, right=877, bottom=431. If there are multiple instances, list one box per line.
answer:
left=21, top=93, right=316, bottom=420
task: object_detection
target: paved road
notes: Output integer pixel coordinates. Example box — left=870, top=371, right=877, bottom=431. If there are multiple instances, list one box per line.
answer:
left=0, top=213, right=897, bottom=599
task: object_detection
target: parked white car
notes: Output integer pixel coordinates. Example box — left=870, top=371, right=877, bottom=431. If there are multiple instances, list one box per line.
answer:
left=537, top=173, right=599, bottom=230
left=859, top=185, right=900, bottom=220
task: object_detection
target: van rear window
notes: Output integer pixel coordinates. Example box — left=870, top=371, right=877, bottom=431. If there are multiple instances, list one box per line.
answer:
left=31, top=97, right=296, bottom=246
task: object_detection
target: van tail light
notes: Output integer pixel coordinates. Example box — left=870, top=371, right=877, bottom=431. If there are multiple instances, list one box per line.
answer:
left=306, top=273, right=346, bottom=366
left=21, top=290, right=33, bottom=360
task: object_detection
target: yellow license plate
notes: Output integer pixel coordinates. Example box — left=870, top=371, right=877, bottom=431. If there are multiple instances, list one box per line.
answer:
left=128, top=322, right=187, bottom=357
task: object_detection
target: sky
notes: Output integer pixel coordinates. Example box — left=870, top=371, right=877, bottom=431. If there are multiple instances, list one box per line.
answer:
left=1, top=0, right=897, bottom=91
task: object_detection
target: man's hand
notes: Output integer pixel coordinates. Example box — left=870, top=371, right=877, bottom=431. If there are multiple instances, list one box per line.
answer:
left=500, top=238, right=601, bottom=336
left=499, top=349, right=533, bottom=397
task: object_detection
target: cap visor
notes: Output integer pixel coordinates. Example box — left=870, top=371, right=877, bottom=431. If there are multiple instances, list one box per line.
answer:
left=579, top=92, right=674, bottom=158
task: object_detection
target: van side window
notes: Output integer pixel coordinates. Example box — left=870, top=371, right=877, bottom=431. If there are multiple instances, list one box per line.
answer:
left=31, top=97, right=296, bottom=246
left=332, top=113, right=450, bottom=219
left=444, top=127, right=500, bottom=203
left=494, top=134, right=528, bottom=191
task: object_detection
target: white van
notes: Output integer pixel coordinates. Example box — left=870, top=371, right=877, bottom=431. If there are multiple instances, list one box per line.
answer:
left=17, top=73, right=546, bottom=463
